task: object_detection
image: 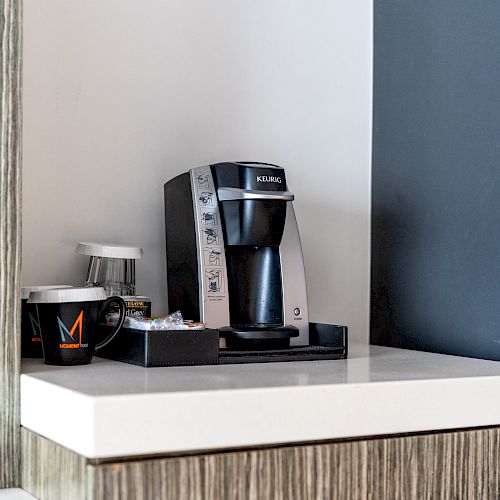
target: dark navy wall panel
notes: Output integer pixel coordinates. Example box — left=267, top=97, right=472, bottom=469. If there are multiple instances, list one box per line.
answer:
left=371, top=1, right=500, bottom=360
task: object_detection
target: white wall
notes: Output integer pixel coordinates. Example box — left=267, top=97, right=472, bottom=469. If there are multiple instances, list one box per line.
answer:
left=23, top=0, right=372, bottom=343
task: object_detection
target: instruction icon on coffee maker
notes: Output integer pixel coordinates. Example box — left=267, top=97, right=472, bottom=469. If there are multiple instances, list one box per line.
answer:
left=205, top=269, right=224, bottom=293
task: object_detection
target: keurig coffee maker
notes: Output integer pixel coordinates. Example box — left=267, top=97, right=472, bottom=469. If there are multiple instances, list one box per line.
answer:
left=164, top=162, right=309, bottom=348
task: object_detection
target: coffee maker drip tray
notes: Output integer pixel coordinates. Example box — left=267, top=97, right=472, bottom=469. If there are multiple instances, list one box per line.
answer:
left=219, top=344, right=345, bottom=364
left=219, top=325, right=299, bottom=350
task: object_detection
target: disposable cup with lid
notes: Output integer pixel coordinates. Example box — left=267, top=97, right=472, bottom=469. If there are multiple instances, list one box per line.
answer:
left=21, top=285, right=72, bottom=301
left=28, top=286, right=108, bottom=304
left=29, top=286, right=127, bottom=366
left=21, top=285, right=72, bottom=358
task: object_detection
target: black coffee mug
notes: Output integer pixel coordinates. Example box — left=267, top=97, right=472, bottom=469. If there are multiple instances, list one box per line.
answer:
left=28, top=287, right=126, bottom=366
left=21, top=285, right=72, bottom=358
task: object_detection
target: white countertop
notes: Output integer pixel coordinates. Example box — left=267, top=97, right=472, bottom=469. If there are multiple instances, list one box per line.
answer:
left=21, top=344, right=500, bottom=459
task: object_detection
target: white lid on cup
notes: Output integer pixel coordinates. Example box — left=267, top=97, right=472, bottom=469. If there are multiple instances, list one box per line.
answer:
left=21, top=285, right=72, bottom=300
left=76, top=242, right=143, bottom=259
left=28, top=287, right=108, bottom=304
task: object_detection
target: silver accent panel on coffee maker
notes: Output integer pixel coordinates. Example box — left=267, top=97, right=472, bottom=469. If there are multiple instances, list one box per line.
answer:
left=189, top=166, right=230, bottom=328
left=217, top=187, right=295, bottom=202
left=280, top=203, right=309, bottom=346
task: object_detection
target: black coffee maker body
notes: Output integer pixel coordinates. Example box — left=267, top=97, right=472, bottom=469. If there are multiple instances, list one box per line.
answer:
left=164, top=162, right=309, bottom=348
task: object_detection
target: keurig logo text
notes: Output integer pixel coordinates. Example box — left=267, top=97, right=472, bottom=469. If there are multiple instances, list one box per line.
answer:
left=256, top=176, right=282, bottom=183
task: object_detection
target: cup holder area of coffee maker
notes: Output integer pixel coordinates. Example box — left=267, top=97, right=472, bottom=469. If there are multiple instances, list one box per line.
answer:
left=219, top=325, right=299, bottom=350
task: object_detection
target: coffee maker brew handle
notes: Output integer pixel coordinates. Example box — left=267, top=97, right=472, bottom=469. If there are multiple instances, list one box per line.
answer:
left=217, top=187, right=294, bottom=201
left=95, top=296, right=127, bottom=352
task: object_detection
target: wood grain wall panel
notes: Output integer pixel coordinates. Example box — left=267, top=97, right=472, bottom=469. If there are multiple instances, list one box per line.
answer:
left=366, top=430, right=500, bottom=500
left=0, top=0, right=22, bottom=488
left=91, top=442, right=368, bottom=500
left=21, top=428, right=88, bottom=500
left=21, top=427, right=500, bottom=500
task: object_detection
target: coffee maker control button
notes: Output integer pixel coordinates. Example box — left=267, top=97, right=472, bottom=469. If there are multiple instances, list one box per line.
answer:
left=293, top=308, right=301, bottom=317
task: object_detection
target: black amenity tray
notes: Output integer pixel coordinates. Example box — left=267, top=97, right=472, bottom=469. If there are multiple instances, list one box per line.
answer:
left=98, top=322, right=348, bottom=368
